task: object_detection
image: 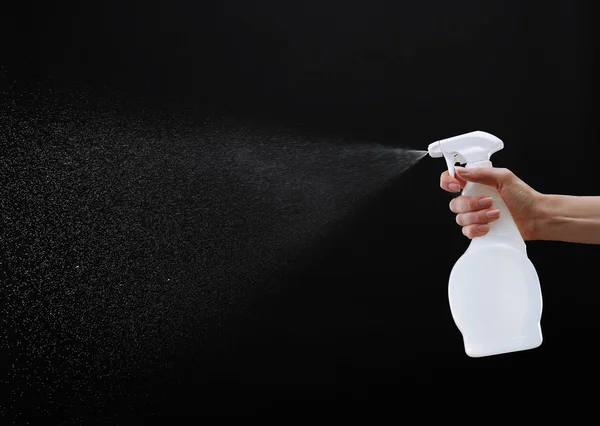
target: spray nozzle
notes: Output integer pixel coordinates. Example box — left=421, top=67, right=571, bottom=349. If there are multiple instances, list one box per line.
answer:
left=427, top=130, right=504, bottom=177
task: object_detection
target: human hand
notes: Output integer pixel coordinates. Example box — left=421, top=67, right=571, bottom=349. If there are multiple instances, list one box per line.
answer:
left=440, top=167, right=543, bottom=240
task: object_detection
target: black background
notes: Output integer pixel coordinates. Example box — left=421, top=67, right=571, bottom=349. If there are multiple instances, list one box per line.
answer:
left=3, top=0, right=599, bottom=419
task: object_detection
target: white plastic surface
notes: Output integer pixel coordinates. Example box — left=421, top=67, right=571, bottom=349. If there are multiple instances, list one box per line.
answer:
left=450, top=180, right=543, bottom=357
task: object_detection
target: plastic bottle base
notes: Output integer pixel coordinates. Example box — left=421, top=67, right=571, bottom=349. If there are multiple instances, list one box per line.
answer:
left=464, top=335, right=543, bottom=358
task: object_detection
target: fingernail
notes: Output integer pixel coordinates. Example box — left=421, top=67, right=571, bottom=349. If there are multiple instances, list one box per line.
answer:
left=477, top=224, right=490, bottom=232
left=486, top=209, right=500, bottom=218
left=455, top=166, right=469, bottom=174
left=479, top=197, right=493, bottom=207
left=448, top=183, right=460, bottom=192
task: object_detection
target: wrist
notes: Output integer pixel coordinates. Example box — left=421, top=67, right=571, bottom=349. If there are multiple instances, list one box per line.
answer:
left=530, top=193, right=564, bottom=241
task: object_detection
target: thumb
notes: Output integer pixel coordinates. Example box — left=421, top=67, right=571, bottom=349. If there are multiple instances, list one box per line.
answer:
left=454, top=166, right=514, bottom=190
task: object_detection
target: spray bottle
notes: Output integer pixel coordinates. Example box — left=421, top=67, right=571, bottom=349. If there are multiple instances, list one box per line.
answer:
left=428, top=130, right=543, bottom=357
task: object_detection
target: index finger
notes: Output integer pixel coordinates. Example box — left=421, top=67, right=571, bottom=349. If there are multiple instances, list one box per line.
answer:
left=440, top=170, right=466, bottom=193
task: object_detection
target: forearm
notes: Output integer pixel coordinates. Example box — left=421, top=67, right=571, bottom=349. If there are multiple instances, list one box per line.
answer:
left=535, top=194, right=600, bottom=244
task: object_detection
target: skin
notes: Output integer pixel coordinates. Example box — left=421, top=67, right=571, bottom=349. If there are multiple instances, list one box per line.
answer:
left=440, top=166, right=600, bottom=244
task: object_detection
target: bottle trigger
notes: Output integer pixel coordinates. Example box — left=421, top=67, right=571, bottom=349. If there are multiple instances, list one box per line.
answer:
left=444, top=153, right=456, bottom=178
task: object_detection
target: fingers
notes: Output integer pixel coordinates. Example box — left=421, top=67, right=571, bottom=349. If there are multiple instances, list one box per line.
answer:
left=453, top=201, right=500, bottom=239
left=450, top=194, right=500, bottom=239
left=449, top=195, right=493, bottom=213
left=462, top=224, right=491, bottom=239
left=454, top=166, right=515, bottom=189
left=440, top=170, right=467, bottom=193
left=440, top=167, right=516, bottom=240
left=455, top=207, right=500, bottom=227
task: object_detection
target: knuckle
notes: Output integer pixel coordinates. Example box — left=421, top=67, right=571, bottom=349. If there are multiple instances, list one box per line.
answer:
left=452, top=197, right=468, bottom=213
left=440, top=172, right=450, bottom=188
left=497, top=167, right=514, bottom=182
left=459, top=212, right=473, bottom=226
left=467, top=226, right=478, bottom=239
left=449, top=198, right=457, bottom=213
left=462, top=226, right=474, bottom=239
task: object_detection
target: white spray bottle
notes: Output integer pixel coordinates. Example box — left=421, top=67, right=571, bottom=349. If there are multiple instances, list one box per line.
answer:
left=428, top=130, right=543, bottom=357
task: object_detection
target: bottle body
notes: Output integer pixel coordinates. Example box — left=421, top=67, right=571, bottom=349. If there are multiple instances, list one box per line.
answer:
left=449, top=179, right=543, bottom=357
